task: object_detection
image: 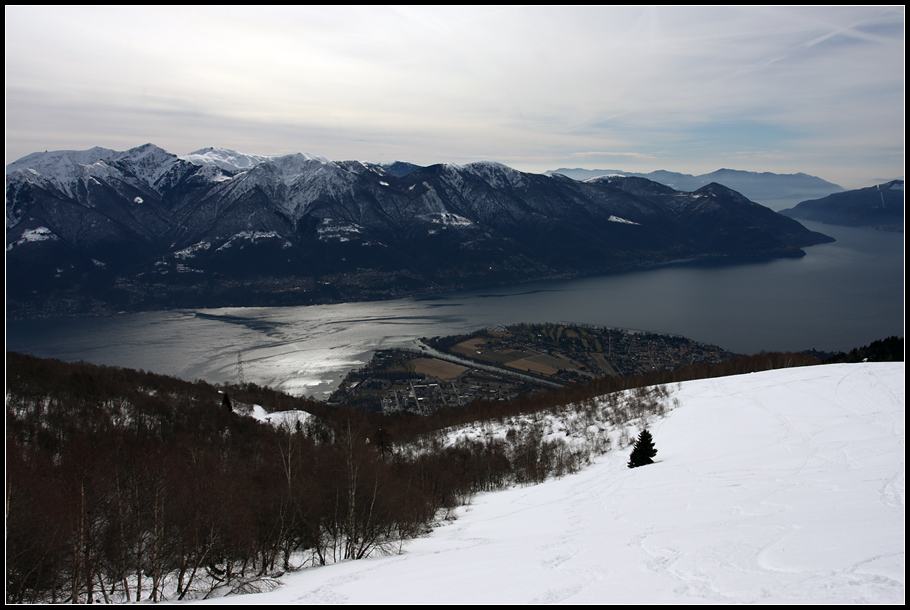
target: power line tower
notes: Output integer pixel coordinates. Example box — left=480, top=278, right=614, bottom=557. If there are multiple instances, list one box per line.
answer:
left=236, top=352, right=245, bottom=387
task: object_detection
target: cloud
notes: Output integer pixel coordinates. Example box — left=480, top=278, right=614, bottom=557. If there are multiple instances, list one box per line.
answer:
left=568, top=151, right=657, bottom=160
left=4, top=6, right=904, bottom=187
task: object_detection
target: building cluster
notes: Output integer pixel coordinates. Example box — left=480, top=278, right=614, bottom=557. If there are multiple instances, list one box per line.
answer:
left=332, top=324, right=736, bottom=415
left=493, top=323, right=735, bottom=378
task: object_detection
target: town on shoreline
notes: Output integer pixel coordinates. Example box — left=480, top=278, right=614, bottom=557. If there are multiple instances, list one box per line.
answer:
left=330, top=322, right=738, bottom=415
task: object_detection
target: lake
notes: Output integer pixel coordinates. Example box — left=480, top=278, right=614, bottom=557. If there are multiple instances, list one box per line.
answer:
left=6, top=221, right=904, bottom=399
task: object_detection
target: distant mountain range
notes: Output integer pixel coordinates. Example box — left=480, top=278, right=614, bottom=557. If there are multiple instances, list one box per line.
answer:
left=6, top=144, right=832, bottom=318
left=779, top=180, right=904, bottom=232
left=546, top=168, right=846, bottom=211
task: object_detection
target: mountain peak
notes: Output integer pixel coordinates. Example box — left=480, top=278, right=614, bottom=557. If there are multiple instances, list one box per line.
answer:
left=692, top=182, right=757, bottom=207
left=181, top=147, right=274, bottom=172
left=379, top=161, right=423, bottom=178
left=113, top=144, right=179, bottom=188
left=7, top=146, right=117, bottom=173
left=181, top=148, right=331, bottom=174
left=455, top=160, right=528, bottom=190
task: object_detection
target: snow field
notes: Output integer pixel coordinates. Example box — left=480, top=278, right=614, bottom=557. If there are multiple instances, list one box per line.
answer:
left=191, top=362, right=903, bottom=605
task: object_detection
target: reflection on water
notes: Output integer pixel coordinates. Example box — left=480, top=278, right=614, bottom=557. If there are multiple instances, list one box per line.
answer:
left=6, top=223, right=903, bottom=399
left=193, top=311, right=288, bottom=336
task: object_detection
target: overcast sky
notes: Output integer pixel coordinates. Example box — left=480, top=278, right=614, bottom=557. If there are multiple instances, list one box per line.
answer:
left=5, top=6, right=904, bottom=188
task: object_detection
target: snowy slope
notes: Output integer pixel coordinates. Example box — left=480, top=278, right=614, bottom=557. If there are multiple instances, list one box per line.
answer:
left=179, top=147, right=275, bottom=172
left=195, top=362, right=904, bottom=605
left=6, top=143, right=178, bottom=195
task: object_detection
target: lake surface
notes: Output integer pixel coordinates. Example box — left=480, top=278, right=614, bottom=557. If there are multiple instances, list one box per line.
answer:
left=6, top=221, right=904, bottom=399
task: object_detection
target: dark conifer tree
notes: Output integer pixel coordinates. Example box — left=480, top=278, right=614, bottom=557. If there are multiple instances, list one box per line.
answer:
left=628, top=428, right=657, bottom=468
left=373, top=427, right=392, bottom=455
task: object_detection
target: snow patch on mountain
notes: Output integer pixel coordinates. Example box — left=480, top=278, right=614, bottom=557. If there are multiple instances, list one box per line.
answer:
left=173, top=241, right=212, bottom=259
left=317, top=219, right=364, bottom=242
left=423, top=212, right=474, bottom=227
left=584, top=173, right=628, bottom=182
left=176, top=264, right=204, bottom=274
left=215, top=231, right=290, bottom=251
left=6, top=226, right=58, bottom=251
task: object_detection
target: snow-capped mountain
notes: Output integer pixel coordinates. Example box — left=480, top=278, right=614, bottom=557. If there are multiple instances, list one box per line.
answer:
left=180, top=147, right=294, bottom=173
left=6, top=144, right=833, bottom=318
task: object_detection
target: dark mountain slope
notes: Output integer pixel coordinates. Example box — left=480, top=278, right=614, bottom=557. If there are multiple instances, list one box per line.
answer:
left=779, top=180, right=904, bottom=231
left=6, top=145, right=832, bottom=318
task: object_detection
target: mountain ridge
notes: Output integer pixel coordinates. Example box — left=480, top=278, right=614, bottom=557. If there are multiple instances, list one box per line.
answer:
left=6, top=144, right=833, bottom=319
left=547, top=166, right=846, bottom=210
left=779, top=180, right=904, bottom=232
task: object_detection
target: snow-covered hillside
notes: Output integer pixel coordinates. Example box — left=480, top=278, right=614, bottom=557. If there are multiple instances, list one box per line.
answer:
left=198, top=362, right=904, bottom=605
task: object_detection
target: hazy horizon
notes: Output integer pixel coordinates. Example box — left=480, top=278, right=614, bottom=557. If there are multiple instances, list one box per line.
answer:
left=5, top=6, right=904, bottom=190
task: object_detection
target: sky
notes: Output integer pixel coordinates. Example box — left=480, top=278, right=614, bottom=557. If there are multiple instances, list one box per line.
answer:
left=5, top=6, right=905, bottom=189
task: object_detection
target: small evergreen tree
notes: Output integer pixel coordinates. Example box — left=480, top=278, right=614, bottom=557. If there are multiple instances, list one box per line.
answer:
left=628, top=428, right=657, bottom=468
left=374, top=427, right=392, bottom=455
